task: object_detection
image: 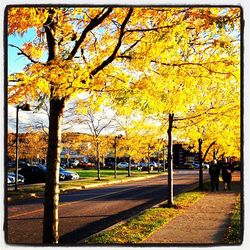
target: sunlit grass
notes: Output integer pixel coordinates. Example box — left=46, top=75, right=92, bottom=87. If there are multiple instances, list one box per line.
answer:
left=86, top=191, right=205, bottom=244
left=224, top=194, right=242, bottom=244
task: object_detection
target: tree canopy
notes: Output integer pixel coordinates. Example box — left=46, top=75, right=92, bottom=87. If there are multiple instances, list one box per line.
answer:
left=7, top=6, right=241, bottom=243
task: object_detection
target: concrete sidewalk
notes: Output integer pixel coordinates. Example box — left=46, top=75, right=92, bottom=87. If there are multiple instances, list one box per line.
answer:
left=143, top=180, right=241, bottom=245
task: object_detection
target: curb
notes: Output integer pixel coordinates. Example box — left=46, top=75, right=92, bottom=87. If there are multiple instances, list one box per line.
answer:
left=80, top=173, right=166, bottom=189
left=60, top=173, right=166, bottom=192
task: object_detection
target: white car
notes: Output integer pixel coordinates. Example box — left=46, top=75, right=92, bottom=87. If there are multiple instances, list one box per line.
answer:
left=192, top=163, right=209, bottom=169
left=70, top=160, right=79, bottom=167
left=8, top=174, right=15, bottom=185
left=117, top=162, right=129, bottom=169
left=8, top=173, right=25, bottom=184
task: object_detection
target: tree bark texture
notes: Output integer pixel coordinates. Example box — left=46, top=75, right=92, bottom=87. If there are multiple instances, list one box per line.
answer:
left=97, top=141, right=101, bottom=180
left=163, top=146, right=166, bottom=172
left=114, top=138, right=117, bottom=178
left=167, top=113, right=174, bottom=206
left=43, top=98, right=65, bottom=244
left=128, top=155, right=131, bottom=177
left=15, top=107, right=19, bottom=191
left=148, top=144, right=151, bottom=174
left=198, top=138, right=203, bottom=190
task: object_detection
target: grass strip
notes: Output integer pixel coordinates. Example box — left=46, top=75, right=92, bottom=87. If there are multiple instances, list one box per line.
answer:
left=224, top=194, right=242, bottom=244
left=86, top=191, right=205, bottom=244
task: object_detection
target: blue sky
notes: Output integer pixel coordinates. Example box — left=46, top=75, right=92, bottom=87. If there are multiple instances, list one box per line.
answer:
left=8, top=28, right=38, bottom=75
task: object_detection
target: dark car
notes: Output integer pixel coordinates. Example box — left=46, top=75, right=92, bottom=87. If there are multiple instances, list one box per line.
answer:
left=19, top=165, right=47, bottom=183
left=19, top=165, right=80, bottom=183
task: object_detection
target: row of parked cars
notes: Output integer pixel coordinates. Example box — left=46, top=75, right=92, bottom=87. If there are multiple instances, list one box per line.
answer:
left=117, top=161, right=159, bottom=171
left=8, top=164, right=80, bottom=185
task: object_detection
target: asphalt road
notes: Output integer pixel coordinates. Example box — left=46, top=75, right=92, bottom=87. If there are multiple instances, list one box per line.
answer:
left=6, top=170, right=209, bottom=245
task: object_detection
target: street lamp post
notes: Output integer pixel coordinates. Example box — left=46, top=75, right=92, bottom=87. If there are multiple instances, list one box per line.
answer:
left=15, top=103, right=31, bottom=191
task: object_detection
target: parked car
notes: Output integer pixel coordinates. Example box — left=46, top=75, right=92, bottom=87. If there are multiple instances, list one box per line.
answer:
left=8, top=162, right=14, bottom=168
left=138, top=162, right=147, bottom=167
left=150, top=161, right=158, bottom=168
left=117, top=162, right=129, bottom=169
left=59, top=167, right=80, bottom=180
left=203, top=163, right=210, bottom=169
left=69, top=159, right=79, bottom=167
left=12, top=161, right=31, bottom=168
left=192, top=163, right=210, bottom=169
left=138, top=161, right=157, bottom=170
left=19, top=165, right=80, bottom=183
left=78, top=161, right=96, bottom=169
left=131, top=162, right=138, bottom=169
left=19, top=165, right=47, bottom=183
left=7, top=174, right=15, bottom=185
left=138, top=162, right=155, bottom=171
left=8, top=173, right=25, bottom=184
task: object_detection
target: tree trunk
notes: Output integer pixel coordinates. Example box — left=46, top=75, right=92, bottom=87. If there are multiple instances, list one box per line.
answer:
left=43, top=98, right=65, bottom=244
left=102, top=154, right=105, bottom=168
left=114, top=138, right=117, bottom=178
left=128, top=155, right=131, bottom=177
left=157, top=151, right=160, bottom=173
left=167, top=113, right=174, bottom=206
left=163, top=146, right=166, bottom=172
left=15, top=106, right=19, bottom=191
left=97, top=141, right=100, bottom=180
left=198, top=138, right=203, bottom=190
left=147, top=143, right=151, bottom=174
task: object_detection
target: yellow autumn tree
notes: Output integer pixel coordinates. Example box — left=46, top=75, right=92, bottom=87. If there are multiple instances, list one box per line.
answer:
left=107, top=7, right=240, bottom=204
left=7, top=6, right=241, bottom=243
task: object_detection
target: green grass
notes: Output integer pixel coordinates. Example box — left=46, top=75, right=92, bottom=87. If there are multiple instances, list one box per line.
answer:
left=58, top=168, right=161, bottom=189
left=224, top=194, right=242, bottom=244
left=86, top=191, right=205, bottom=244
left=71, top=168, right=158, bottom=178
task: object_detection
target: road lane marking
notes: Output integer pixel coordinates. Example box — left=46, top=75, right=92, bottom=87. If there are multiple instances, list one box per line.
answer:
left=8, top=185, right=142, bottom=219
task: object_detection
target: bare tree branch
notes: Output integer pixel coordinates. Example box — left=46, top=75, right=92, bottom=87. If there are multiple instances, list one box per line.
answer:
left=90, top=8, right=133, bottom=77
left=8, top=44, right=43, bottom=64
left=68, top=7, right=113, bottom=60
